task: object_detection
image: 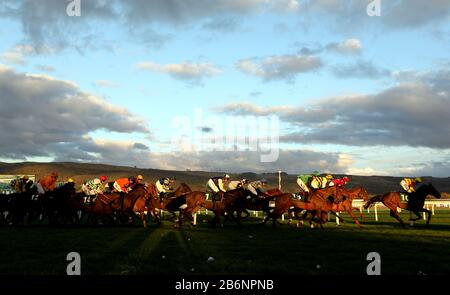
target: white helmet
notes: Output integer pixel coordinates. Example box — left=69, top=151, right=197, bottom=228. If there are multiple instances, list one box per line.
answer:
left=93, top=179, right=101, bottom=185
left=224, top=174, right=230, bottom=179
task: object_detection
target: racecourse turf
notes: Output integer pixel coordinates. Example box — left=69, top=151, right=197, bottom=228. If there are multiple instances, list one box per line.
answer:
left=0, top=210, right=449, bottom=275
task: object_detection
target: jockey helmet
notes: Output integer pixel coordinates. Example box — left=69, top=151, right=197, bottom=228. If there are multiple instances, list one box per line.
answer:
left=22, top=175, right=29, bottom=180
left=261, top=178, right=268, bottom=184
left=343, top=176, right=350, bottom=182
left=129, top=176, right=136, bottom=183
left=326, top=174, right=333, bottom=180
left=415, top=177, right=423, bottom=183
left=93, top=178, right=101, bottom=185
left=241, top=179, right=248, bottom=184
left=67, top=178, right=75, bottom=183
left=137, top=175, right=144, bottom=180
left=99, top=175, right=107, bottom=182
left=163, top=178, right=170, bottom=185
left=224, top=174, right=230, bottom=179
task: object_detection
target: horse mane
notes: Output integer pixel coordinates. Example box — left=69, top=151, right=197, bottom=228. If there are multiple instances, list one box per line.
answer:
left=416, top=182, right=438, bottom=195
left=179, top=183, right=192, bottom=191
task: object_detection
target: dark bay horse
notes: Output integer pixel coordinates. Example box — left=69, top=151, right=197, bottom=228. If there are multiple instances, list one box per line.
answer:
left=168, top=190, right=207, bottom=228
left=40, top=183, right=77, bottom=225
left=203, top=187, right=249, bottom=227
left=237, top=188, right=282, bottom=219
left=146, top=183, right=202, bottom=228
left=364, top=183, right=441, bottom=227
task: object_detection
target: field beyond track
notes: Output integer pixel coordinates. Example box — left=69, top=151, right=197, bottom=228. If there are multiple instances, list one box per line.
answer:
left=1, top=210, right=449, bottom=275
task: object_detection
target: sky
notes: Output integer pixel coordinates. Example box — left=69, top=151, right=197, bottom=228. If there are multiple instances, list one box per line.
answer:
left=1, top=0, right=450, bottom=177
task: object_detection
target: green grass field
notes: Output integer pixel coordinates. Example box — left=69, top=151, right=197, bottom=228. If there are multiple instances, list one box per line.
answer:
left=1, top=210, right=449, bottom=275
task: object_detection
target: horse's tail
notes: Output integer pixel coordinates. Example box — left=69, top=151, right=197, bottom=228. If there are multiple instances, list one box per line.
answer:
left=363, top=195, right=382, bottom=209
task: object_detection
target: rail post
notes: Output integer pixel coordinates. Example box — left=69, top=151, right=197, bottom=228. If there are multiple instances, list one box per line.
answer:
left=278, top=170, right=282, bottom=191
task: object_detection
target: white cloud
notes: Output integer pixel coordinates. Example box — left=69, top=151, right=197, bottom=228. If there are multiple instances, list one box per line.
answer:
left=236, top=54, right=322, bottom=82
left=136, top=61, right=222, bottom=84
left=327, top=38, right=362, bottom=55
left=0, top=66, right=149, bottom=159
left=218, top=69, right=450, bottom=149
left=1, top=51, right=25, bottom=65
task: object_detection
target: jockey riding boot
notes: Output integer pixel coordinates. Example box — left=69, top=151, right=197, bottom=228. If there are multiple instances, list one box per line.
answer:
left=120, top=192, right=125, bottom=211
left=304, top=191, right=310, bottom=202
left=212, top=192, right=217, bottom=210
left=159, top=192, right=165, bottom=209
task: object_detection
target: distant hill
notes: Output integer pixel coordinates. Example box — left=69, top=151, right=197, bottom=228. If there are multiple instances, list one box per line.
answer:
left=1, top=161, right=449, bottom=196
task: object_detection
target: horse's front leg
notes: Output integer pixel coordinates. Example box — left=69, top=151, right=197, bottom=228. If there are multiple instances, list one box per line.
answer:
left=390, top=209, right=406, bottom=227
left=420, top=208, right=432, bottom=225
left=317, top=209, right=323, bottom=229
left=410, top=210, right=422, bottom=221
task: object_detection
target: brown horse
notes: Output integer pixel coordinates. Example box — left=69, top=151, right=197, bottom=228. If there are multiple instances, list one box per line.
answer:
left=238, top=188, right=282, bottom=219
left=203, top=188, right=249, bottom=227
left=338, top=186, right=370, bottom=227
left=294, top=186, right=347, bottom=228
left=139, top=183, right=192, bottom=224
left=108, top=183, right=151, bottom=224
left=146, top=183, right=201, bottom=228
left=262, top=192, right=299, bottom=226
left=132, top=183, right=158, bottom=227
left=71, top=192, right=122, bottom=225
left=168, top=190, right=207, bottom=228
left=364, top=183, right=441, bottom=227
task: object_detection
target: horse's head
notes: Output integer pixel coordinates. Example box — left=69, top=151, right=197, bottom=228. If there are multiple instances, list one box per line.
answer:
left=426, top=183, right=441, bottom=199
left=144, top=183, right=158, bottom=197
left=358, top=187, right=370, bottom=201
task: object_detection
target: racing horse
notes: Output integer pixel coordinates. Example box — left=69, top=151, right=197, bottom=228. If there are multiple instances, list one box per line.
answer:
left=292, top=186, right=348, bottom=228
left=145, top=183, right=194, bottom=227
left=132, top=183, right=158, bottom=227
left=202, top=187, right=249, bottom=227
left=237, top=188, right=283, bottom=220
left=364, top=183, right=441, bottom=227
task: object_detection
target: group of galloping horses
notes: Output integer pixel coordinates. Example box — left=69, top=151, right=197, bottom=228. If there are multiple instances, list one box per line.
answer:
left=0, top=180, right=442, bottom=229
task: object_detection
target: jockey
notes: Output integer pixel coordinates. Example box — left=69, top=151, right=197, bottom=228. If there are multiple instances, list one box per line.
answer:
left=11, top=175, right=34, bottom=193
left=296, top=172, right=320, bottom=195
left=310, top=174, right=334, bottom=190
left=20, top=175, right=34, bottom=193
left=36, top=172, right=58, bottom=195
left=206, top=174, right=230, bottom=209
left=156, top=177, right=174, bottom=205
left=227, top=179, right=248, bottom=190
left=82, top=176, right=107, bottom=203
left=10, top=176, right=21, bottom=192
left=113, top=176, right=135, bottom=193
left=400, top=177, right=422, bottom=194
left=66, top=178, right=76, bottom=189
left=136, top=175, right=144, bottom=185
left=332, top=176, right=350, bottom=187
left=247, top=179, right=268, bottom=197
